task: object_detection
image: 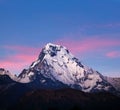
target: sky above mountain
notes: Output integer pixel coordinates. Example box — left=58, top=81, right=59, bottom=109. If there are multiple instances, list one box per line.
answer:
left=0, top=0, right=120, bottom=77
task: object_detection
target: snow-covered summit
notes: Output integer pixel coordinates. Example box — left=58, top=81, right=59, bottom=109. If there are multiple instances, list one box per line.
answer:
left=18, top=43, right=115, bottom=92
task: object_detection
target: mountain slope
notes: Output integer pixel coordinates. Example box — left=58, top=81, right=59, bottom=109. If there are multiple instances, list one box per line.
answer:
left=18, top=43, right=115, bottom=92
left=105, top=77, right=120, bottom=92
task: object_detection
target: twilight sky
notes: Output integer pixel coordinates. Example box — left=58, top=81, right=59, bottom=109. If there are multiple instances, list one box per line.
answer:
left=0, top=0, right=120, bottom=77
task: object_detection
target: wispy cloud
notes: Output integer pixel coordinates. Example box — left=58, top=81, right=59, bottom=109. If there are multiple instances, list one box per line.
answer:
left=56, top=38, right=120, bottom=54
left=0, top=53, right=40, bottom=74
left=106, top=51, right=120, bottom=58
left=0, top=45, right=41, bottom=74
left=0, top=60, right=28, bottom=74
left=1, top=37, right=120, bottom=74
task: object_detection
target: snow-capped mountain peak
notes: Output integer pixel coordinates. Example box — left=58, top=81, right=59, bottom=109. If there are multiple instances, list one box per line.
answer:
left=18, top=43, right=115, bottom=92
left=31, top=43, right=75, bottom=68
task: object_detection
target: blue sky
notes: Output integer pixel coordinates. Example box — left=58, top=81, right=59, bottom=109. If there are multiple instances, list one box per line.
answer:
left=0, top=0, right=120, bottom=77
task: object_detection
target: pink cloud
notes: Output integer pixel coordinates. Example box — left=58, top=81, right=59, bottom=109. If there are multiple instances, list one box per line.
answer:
left=0, top=61, right=28, bottom=74
left=0, top=53, right=38, bottom=74
left=106, top=51, right=120, bottom=58
left=1, top=54, right=37, bottom=62
left=56, top=38, right=120, bottom=54
left=1, top=46, right=42, bottom=74
left=1, top=38, right=120, bottom=74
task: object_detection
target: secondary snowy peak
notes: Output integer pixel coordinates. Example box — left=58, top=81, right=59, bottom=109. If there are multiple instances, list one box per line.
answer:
left=105, top=76, right=120, bottom=92
left=0, top=68, right=17, bottom=80
left=18, top=43, right=115, bottom=92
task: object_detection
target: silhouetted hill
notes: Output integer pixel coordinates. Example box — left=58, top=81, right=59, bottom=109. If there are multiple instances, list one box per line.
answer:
left=10, top=88, right=120, bottom=110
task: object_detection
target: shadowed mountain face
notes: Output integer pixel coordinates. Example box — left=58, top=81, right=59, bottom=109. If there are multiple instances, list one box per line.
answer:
left=0, top=74, right=14, bottom=85
left=0, top=75, right=32, bottom=110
